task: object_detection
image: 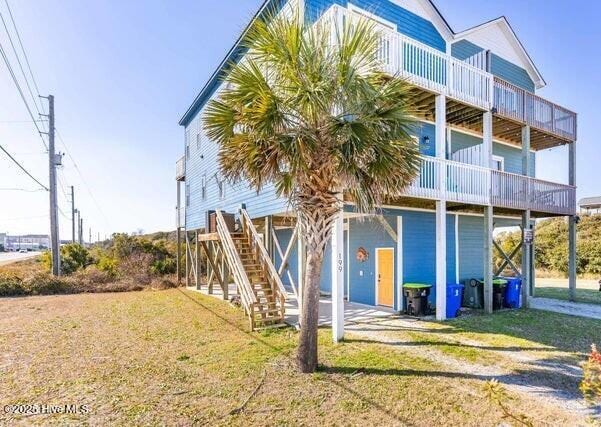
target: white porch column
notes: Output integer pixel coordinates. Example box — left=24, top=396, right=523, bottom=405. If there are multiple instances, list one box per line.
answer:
left=568, top=142, right=577, bottom=301
left=331, top=197, right=345, bottom=342
left=435, top=94, right=447, bottom=320
left=483, top=110, right=494, bottom=314
left=521, top=126, right=531, bottom=308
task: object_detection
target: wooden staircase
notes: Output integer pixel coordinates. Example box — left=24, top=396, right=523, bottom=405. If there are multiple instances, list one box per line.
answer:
left=215, top=210, right=287, bottom=330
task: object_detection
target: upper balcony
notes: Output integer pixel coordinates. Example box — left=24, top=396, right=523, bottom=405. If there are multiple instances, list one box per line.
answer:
left=318, top=5, right=577, bottom=149
left=176, top=156, right=186, bottom=181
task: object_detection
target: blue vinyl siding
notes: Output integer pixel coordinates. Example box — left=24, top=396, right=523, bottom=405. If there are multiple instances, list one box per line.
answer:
left=184, top=110, right=289, bottom=230
left=274, top=228, right=345, bottom=295
left=450, top=130, right=536, bottom=177
left=457, top=215, right=484, bottom=283
left=347, top=216, right=396, bottom=306
left=451, top=40, right=535, bottom=92
left=305, top=0, right=446, bottom=52
left=415, top=122, right=436, bottom=156
left=345, top=207, right=457, bottom=310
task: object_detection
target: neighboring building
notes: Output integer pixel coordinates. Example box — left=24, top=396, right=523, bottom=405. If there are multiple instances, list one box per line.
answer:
left=176, top=0, right=577, bottom=330
left=4, top=234, right=50, bottom=251
left=0, top=233, right=6, bottom=251
left=579, top=197, right=601, bottom=214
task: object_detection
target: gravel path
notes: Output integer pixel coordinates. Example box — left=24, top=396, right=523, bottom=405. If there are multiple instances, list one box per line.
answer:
left=530, top=297, right=601, bottom=320
left=345, top=316, right=598, bottom=419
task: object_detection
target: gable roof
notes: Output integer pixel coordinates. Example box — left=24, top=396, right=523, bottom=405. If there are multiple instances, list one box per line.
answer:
left=453, top=16, right=545, bottom=89
left=180, top=1, right=546, bottom=127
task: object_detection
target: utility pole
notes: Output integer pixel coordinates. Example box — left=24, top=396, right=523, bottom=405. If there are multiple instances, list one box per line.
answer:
left=71, top=186, right=76, bottom=243
left=89, top=227, right=91, bottom=246
left=79, top=217, right=83, bottom=245
left=43, top=94, right=60, bottom=276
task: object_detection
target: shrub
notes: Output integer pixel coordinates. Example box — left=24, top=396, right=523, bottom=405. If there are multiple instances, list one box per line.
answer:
left=24, top=273, right=73, bottom=295
left=41, top=243, right=91, bottom=275
left=581, top=344, right=601, bottom=403
left=0, top=272, right=26, bottom=296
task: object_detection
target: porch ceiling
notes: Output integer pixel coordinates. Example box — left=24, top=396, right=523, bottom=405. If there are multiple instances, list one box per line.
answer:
left=408, top=87, right=571, bottom=151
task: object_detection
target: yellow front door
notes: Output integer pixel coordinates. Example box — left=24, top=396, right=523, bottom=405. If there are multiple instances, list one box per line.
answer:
left=377, top=248, right=394, bottom=307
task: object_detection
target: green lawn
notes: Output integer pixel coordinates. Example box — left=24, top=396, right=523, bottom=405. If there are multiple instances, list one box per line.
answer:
left=0, top=289, right=594, bottom=425
left=535, top=286, right=601, bottom=305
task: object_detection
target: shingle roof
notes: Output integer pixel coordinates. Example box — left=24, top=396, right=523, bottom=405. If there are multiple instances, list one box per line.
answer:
left=579, top=197, right=601, bottom=207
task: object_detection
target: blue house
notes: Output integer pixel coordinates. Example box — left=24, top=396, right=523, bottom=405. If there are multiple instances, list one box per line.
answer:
left=175, top=0, right=577, bottom=334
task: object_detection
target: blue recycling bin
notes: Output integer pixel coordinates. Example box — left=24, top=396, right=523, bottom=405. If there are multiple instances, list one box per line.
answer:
left=446, top=283, right=464, bottom=318
left=500, top=277, right=522, bottom=308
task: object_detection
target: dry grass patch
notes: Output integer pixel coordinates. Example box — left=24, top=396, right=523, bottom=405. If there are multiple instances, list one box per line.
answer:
left=0, top=289, right=585, bottom=426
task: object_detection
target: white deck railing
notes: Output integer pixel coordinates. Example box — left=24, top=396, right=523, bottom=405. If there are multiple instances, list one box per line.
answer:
left=493, top=78, right=577, bottom=141
left=318, top=5, right=491, bottom=110
left=176, top=156, right=185, bottom=181
left=318, top=5, right=576, bottom=141
left=402, top=156, right=575, bottom=215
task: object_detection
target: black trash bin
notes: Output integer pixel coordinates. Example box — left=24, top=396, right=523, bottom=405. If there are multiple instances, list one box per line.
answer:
left=403, top=283, right=432, bottom=316
left=492, top=278, right=508, bottom=310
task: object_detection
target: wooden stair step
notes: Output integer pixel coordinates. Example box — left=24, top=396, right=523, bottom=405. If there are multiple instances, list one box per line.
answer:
left=254, top=307, right=281, bottom=314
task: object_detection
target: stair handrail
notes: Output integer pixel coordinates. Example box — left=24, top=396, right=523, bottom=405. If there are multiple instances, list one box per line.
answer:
left=215, top=210, right=257, bottom=309
left=240, top=209, right=288, bottom=301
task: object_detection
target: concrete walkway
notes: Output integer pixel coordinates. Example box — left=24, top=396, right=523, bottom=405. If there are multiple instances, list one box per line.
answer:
left=530, top=297, right=601, bottom=320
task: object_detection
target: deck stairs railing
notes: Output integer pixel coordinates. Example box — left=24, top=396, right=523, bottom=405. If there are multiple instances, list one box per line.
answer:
left=214, top=210, right=286, bottom=330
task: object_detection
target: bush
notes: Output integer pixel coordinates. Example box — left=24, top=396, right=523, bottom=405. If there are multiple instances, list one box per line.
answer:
left=41, top=243, right=91, bottom=275
left=0, top=272, right=26, bottom=296
left=25, top=273, right=73, bottom=295
left=581, top=344, right=601, bottom=403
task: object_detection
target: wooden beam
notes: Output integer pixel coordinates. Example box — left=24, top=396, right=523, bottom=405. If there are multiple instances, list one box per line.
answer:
left=201, top=241, right=225, bottom=290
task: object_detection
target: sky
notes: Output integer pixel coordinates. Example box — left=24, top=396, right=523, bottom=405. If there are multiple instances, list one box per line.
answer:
left=0, top=0, right=599, bottom=239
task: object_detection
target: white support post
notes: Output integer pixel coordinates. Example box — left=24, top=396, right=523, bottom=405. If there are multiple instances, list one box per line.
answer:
left=482, top=111, right=493, bottom=168
left=331, top=199, right=345, bottom=343
left=435, top=94, right=447, bottom=320
left=483, top=206, right=494, bottom=314
left=435, top=201, right=447, bottom=320
left=483, top=109, right=494, bottom=314
left=521, top=126, right=531, bottom=308
left=568, top=142, right=577, bottom=301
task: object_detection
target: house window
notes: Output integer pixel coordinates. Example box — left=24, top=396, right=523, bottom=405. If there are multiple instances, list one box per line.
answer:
left=492, top=155, right=505, bottom=171
left=196, top=133, right=201, bottom=150
left=185, top=144, right=190, bottom=160
left=201, top=175, right=207, bottom=200
left=218, top=178, right=226, bottom=200
left=185, top=184, right=190, bottom=207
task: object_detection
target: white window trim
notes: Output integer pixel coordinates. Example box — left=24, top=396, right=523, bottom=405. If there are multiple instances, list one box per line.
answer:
left=347, top=4, right=397, bottom=31
left=201, top=174, right=207, bottom=200
left=492, top=155, right=505, bottom=171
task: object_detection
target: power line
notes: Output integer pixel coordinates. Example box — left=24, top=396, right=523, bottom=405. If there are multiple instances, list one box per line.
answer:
left=0, top=31, right=48, bottom=151
left=0, top=142, right=48, bottom=191
left=3, top=0, right=45, bottom=114
left=56, top=129, right=112, bottom=230
left=0, top=4, right=45, bottom=132
left=0, top=187, right=45, bottom=192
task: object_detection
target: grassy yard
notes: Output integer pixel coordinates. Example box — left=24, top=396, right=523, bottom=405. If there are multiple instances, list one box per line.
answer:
left=535, top=287, right=601, bottom=305
left=0, top=289, right=596, bottom=426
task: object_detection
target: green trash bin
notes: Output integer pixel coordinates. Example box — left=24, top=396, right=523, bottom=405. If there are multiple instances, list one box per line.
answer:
left=403, top=283, right=432, bottom=316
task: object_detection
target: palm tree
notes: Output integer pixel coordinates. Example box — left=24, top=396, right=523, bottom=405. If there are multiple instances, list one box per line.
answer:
left=203, top=9, right=420, bottom=373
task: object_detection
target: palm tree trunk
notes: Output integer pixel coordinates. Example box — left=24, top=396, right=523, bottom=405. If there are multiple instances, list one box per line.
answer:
left=297, top=248, right=323, bottom=373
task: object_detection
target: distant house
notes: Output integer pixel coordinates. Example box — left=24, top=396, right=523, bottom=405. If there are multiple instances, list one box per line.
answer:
left=175, top=0, right=578, bottom=331
left=579, top=197, right=601, bottom=214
